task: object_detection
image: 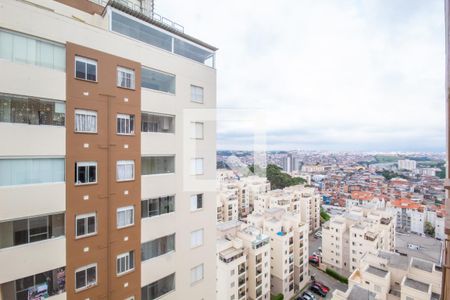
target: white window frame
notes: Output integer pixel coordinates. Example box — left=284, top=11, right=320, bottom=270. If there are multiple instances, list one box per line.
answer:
left=116, top=160, right=135, bottom=182
left=117, top=251, right=135, bottom=275
left=75, top=212, right=97, bottom=238
left=191, top=264, right=204, bottom=285
left=75, top=263, right=97, bottom=292
left=190, top=194, right=203, bottom=211
left=191, top=228, right=204, bottom=248
left=74, top=109, right=97, bottom=133
left=117, top=113, right=135, bottom=135
left=191, top=85, right=204, bottom=103
left=191, top=122, right=204, bottom=139
left=75, top=56, right=97, bottom=82
left=191, top=158, right=204, bottom=175
left=117, top=206, right=135, bottom=229
left=75, top=161, right=97, bottom=185
left=117, top=66, right=135, bottom=89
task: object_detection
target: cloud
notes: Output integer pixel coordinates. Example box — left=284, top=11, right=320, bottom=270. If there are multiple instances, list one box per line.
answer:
left=157, top=0, right=445, bottom=151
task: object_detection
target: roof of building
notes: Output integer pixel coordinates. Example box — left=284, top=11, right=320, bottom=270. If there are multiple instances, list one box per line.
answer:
left=390, top=198, right=423, bottom=210
left=395, top=233, right=443, bottom=265
left=404, top=277, right=430, bottom=293
left=366, top=265, right=388, bottom=277
left=217, top=220, right=242, bottom=232
left=411, top=257, right=434, bottom=273
left=377, top=251, right=409, bottom=270
left=351, top=191, right=374, bottom=201
left=348, top=285, right=377, bottom=300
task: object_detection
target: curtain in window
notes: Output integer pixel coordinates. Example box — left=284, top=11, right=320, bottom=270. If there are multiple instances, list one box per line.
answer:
left=75, top=110, right=96, bottom=132
left=0, top=158, right=64, bottom=186
left=117, top=161, right=134, bottom=181
left=117, top=208, right=133, bottom=227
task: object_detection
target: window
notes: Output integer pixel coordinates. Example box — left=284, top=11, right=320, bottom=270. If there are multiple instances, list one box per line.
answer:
left=141, top=234, right=175, bottom=261
left=117, top=114, right=135, bottom=135
left=191, top=85, right=204, bottom=103
left=141, top=195, right=175, bottom=218
left=75, top=162, right=97, bottom=184
left=75, top=56, right=97, bottom=81
left=117, top=67, right=135, bottom=89
left=117, top=206, right=134, bottom=228
left=190, top=194, right=203, bottom=211
left=141, top=112, right=174, bottom=133
left=75, top=264, right=97, bottom=291
left=117, top=160, right=135, bottom=181
left=0, top=93, right=65, bottom=126
left=191, top=264, right=204, bottom=284
left=141, top=67, right=175, bottom=94
left=191, top=122, right=204, bottom=139
left=0, top=158, right=65, bottom=187
left=111, top=11, right=215, bottom=67
left=8, top=267, right=66, bottom=300
left=0, top=29, right=65, bottom=70
left=76, top=213, right=96, bottom=238
left=75, top=109, right=97, bottom=133
left=141, top=273, right=175, bottom=300
left=191, top=229, right=203, bottom=248
left=0, top=213, right=64, bottom=249
left=117, top=251, right=135, bottom=275
left=141, top=156, right=175, bottom=175
left=191, top=158, right=204, bottom=175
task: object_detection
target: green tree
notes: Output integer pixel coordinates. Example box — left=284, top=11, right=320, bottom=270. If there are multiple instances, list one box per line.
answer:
left=424, top=221, right=435, bottom=237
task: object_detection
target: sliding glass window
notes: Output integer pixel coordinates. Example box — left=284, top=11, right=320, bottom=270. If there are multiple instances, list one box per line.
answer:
left=0, top=158, right=65, bottom=186
left=141, top=156, right=175, bottom=175
left=0, top=29, right=65, bottom=71
left=0, top=213, right=65, bottom=249
left=141, top=112, right=174, bottom=133
left=141, top=195, right=175, bottom=219
left=141, top=234, right=175, bottom=261
left=141, top=273, right=175, bottom=300
left=141, top=67, right=175, bottom=94
left=0, top=93, right=65, bottom=126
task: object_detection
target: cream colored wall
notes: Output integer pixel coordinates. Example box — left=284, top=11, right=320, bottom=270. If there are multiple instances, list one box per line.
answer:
left=0, top=123, right=65, bottom=157
left=0, top=237, right=65, bottom=283
left=0, top=183, right=65, bottom=221
left=0, top=60, right=65, bottom=100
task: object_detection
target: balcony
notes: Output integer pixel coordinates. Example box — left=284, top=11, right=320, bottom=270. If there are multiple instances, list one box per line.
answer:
left=256, top=277, right=262, bottom=287
left=238, top=264, right=246, bottom=275
left=0, top=237, right=65, bottom=283
left=256, top=266, right=262, bottom=276
left=238, top=275, right=245, bottom=286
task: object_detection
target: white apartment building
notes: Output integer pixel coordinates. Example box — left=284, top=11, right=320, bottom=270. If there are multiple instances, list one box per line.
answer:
left=398, top=159, right=417, bottom=171
left=243, top=176, right=271, bottom=213
left=301, top=164, right=325, bottom=173
left=332, top=250, right=442, bottom=300
left=387, top=198, right=425, bottom=235
left=345, top=191, right=386, bottom=209
left=322, top=206, right=395, bottom=273
left=248, top=208, right=309, bottom=299
left=216, top=221, right=271, bottom=300
left=0, top=0, right=217, bottom=299
left=217, top=187, right=240, bottom=222
left=254, top=185, right=321, bottom=234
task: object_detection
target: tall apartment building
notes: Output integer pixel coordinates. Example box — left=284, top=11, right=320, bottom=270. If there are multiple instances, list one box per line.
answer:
left=248, top=208, right=309, bottom=299
left=332, top=250, right=442, bottom=300
left=218, top=176, right=250, bottom=221
left=397, top=159, right=417, bottom=171
left=216, top=221, right=271, bottom=300
left=244, top=176, right=271, bottom=212
left=0, top=1, right=217, bottom=299
left=254, top=185, right=321, bottom=233
left=322, top=206, right=395, bottom=273
left=217, top=187, right=239, bottom=223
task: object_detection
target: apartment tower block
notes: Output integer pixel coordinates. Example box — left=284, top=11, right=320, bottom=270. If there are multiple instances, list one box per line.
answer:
left=0, top=0, right=217, bottom=299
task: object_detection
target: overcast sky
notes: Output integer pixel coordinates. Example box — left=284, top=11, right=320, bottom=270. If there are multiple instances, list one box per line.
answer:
left=157, top=0, right=445, bottom=152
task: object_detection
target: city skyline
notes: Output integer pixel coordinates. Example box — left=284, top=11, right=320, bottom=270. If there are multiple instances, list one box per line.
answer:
left=158, top=0, right=445, bottom=152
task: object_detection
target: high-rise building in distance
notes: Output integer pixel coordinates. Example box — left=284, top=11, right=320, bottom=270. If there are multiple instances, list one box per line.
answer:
left=0, top=0, right=217, bottom=299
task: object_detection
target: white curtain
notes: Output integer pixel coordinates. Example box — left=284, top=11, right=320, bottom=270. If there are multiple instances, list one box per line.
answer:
left=117, top=207, right=134, bottom=227
left=117, top=161, right=134, bottom=181
left=75, top=110, right=96, bottom=132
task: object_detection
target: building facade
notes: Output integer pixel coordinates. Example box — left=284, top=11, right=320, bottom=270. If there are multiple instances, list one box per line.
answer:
left=0, top=0, right=217, bottom=299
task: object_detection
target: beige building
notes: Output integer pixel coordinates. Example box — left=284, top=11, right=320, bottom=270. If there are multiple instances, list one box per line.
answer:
left=216, top=221, right=271, bottom=300
left=0, top=0, right=217, bottom=299
left=322, top=206, right=395, bottom=273
left=332, top=250, right=442, bottom=300
left=248, top=208, right=309, bottom=299
left=254, top=185, right=321, bottom=233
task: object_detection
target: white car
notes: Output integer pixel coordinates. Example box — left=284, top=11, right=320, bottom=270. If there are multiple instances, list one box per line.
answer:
left=314, top=232, right=322, bottom=238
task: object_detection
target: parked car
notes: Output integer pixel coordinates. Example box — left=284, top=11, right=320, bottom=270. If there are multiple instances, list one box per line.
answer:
left=314, top=231, right=322, bottom=238
left=309, top=255, right=320, bottom=264
left=303, top=291, right=316, bottom=300
left=310, top=285, right=327, bottom=297
left=313, top=281, right=330, bottom=293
